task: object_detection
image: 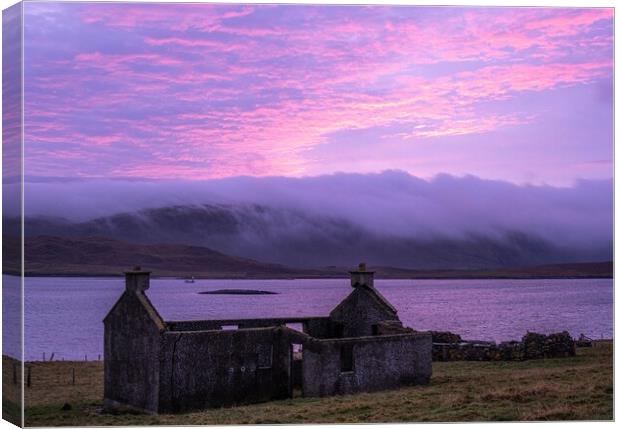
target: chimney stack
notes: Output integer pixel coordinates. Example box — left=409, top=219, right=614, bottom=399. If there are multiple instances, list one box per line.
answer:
left=349, top=262, right=374, bottom=288
left=125, top=266, right=151, bottom=293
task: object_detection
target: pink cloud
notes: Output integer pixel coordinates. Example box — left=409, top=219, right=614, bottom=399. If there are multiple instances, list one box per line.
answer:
left=79, top=3, right=259, bottom=33
left=22, top=4, right=613, bottom=181
left=143, top=36, right=246, bottom=51
left=522, top=8, right=612, bottom=36
left=396, top=114, right=530, bottom=139
left=73, top=52, right=183, bottom=68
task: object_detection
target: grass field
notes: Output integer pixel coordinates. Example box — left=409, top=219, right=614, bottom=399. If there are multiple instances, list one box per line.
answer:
left=3, top=342, right=613, bottom=426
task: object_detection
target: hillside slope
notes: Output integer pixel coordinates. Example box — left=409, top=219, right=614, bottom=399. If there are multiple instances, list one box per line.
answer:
left=2, top=235, right=612, bottom=278
left=9, top=203, right=612, bottom=269
left=3, top=235, right=309, bottom=278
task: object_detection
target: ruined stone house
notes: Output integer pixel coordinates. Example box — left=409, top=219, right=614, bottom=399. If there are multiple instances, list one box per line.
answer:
left=103, top=265, right=432, bottom=414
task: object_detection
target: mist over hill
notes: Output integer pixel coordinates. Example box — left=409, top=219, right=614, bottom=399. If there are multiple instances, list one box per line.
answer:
left=7, top=171, right=612, bottom=269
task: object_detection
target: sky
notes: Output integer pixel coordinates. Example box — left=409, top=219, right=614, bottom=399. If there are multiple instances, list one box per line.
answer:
left=20, top=3, right=614, bottom=185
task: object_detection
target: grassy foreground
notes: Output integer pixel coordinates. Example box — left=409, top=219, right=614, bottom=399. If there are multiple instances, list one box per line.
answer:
left=7, top=342, right=613, bottom=426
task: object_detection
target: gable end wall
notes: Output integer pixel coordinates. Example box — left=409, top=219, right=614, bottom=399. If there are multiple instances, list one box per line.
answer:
left=330, top=287, right=399, bottom=337
left=103, top=292, right=162, bottom=413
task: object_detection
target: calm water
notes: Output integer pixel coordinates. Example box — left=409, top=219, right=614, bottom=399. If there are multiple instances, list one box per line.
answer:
left=2, top=276, right=613, bottom=361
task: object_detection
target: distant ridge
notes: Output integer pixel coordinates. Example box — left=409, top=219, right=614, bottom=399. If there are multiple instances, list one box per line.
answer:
left=3, top=235, right=311, bottom=278
left=9, top=201, right=612, bottom=270
left=2, top=235, right=612, bottom=279
left=367, top=261, right=613, bottom=279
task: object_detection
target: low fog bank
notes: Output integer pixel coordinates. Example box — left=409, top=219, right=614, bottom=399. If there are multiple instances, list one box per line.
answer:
left=5, top=171, right=612, bottom=269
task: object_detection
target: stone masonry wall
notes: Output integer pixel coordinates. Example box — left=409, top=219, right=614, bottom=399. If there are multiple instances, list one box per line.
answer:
left=329, top=288, right=398, bottom=337
left=432, top=331, right=576, bottom=362
left=166, top=317, right=330, bottom=332
left=103, top=292, right=162, bottom=413
left=158, top=327, right=291, bottom=413
left=302, top=333, right=432, bottom=397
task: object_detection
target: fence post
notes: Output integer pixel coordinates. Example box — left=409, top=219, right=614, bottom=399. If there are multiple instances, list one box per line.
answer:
left=26, top=366, right=31, bottom=388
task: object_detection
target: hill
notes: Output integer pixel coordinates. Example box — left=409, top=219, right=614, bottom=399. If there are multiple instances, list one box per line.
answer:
left=370, top=261, right=613, bottom=279
left=3, top=235, right=313, bottom=278
left=8, top=202, right=612, bottom=270
left=2, top=235, right=612, bottom=279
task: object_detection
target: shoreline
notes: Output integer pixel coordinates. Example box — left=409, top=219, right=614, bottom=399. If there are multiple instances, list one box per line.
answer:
left=4, top=272, right=613, bottom=280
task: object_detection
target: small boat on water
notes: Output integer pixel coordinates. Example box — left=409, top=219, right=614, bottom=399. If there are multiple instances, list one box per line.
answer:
left=184, top=276, right=195, bottom=283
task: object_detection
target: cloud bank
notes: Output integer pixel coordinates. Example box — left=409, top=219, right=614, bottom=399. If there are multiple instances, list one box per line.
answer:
left=10, top=171, right=612, bottom=257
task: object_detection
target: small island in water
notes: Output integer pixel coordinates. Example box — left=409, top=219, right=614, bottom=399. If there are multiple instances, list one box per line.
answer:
left=198, top=289, right=279, bottom=295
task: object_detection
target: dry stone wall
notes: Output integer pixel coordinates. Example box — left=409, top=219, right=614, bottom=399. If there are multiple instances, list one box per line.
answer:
left=431, top=331, right=576, bottom=362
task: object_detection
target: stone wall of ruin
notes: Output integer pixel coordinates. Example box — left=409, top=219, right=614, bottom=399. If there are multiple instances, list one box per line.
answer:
left=302, top=333, right=432, bottom=397
left=103, top=292, right=163, bottom=413
left=157, top=327, right=292, bottom=413
left=432, top=331, right=576, bottom=362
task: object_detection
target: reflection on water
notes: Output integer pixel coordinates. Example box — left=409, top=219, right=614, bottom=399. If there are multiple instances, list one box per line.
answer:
left=9, top=276, right=613, bottom=360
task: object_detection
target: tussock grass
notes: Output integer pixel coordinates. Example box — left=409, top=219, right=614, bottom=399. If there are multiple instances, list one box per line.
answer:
left=7, top=342, right=613, bottom=426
